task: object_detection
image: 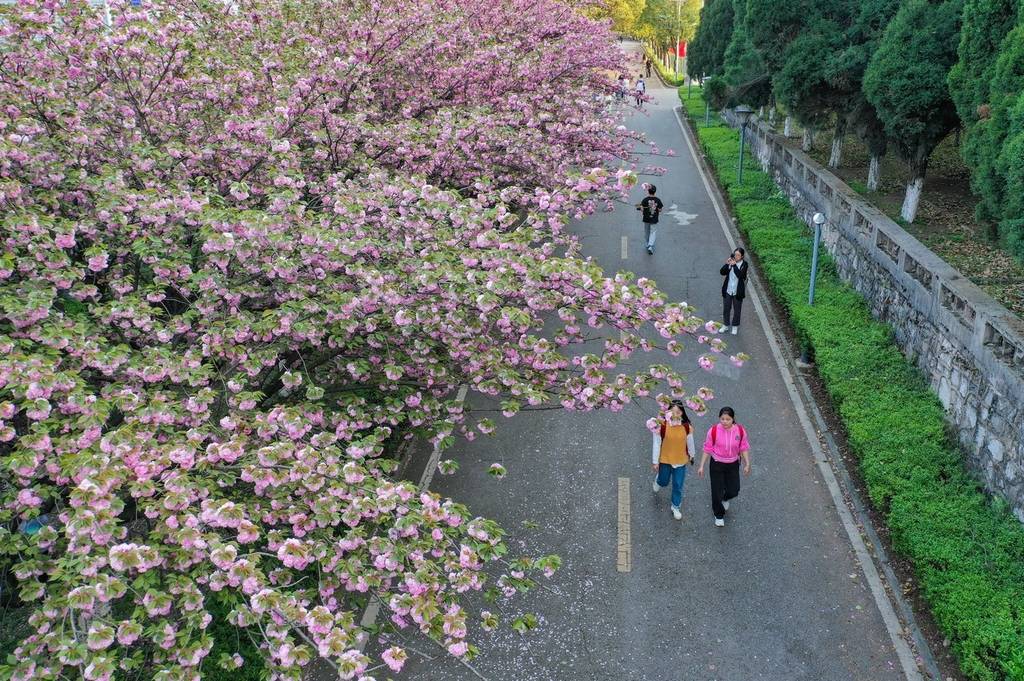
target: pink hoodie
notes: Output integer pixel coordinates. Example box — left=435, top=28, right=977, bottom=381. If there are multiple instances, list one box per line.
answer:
left=702, top=423, right=750, bottom=463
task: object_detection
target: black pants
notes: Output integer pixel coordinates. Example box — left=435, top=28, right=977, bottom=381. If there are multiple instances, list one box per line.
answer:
left=723, top=294, right=743, bottom=327
left=709, top=459, right=741, bottom=519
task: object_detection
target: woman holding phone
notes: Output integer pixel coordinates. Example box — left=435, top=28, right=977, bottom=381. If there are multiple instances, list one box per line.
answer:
left=720, top=247, right=749, bottom=335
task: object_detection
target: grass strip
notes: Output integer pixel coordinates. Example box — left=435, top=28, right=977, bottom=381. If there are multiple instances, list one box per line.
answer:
left=680, top=87, right=1024, bottom=681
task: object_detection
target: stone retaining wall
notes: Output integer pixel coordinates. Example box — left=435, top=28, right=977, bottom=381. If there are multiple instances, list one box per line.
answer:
left=721, top=109, right=1024, bottom=521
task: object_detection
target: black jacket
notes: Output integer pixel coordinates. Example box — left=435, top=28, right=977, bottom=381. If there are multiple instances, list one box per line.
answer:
left=720, top=261, right=749, bottom=299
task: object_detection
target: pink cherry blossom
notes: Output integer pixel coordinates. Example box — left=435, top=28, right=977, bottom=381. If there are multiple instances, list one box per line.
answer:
left=0, top=0, right=711, bottom=677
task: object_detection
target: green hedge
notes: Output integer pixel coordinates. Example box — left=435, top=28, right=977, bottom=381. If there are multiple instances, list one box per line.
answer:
left=681, top=87, right=1024, bottom=681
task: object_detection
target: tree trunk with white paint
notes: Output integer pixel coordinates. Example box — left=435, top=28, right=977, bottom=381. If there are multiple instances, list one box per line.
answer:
left=828, top=135, right=843, bottom=168
left=867, top=154, right=881, bottom=191
left=784, top=116, right=793, bottom=137
left=901, top=169, right=925, bottom=223
left=802, top=127, right=814, bottom=152
left=828, top=119, right=846, bottom=168
left=768, top=107, right=776, bottom=124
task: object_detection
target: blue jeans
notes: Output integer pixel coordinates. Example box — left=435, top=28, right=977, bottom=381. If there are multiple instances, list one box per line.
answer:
left=643, top=221, right=657, bottom=248
left=656, top=463, right=687, bottom=508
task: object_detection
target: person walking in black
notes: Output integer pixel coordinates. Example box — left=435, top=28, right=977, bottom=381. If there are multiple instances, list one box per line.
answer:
left=720, top=247, right=748, bottom=335
left=635, top=184, right=663, bottom=255
left=644, top=57, right=652, bottom=78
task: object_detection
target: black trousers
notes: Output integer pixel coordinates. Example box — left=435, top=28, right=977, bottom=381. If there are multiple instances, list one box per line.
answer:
left=709, top=459, right=741, bottom=519
left=723, top=294, right=743, bottom=326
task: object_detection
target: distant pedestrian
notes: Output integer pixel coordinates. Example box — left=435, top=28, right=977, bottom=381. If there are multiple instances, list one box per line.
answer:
left=720, top=247, right=749, bottom=335
left=644, top=57, right=652, bottom=78
left=697, top=407, right=751, bottom=527
left=617, top=74, right=628, bottom=100
left=635, top=183, right=663, bottom=255
left=634, top=75, right=646, bottom=107
left=651, top=400, right=696, bottom=520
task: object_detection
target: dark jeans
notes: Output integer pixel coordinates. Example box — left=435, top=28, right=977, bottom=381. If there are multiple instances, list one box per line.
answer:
left=709, top=459, right=741, bottom=519
left=723, top=294, right=743, bottom=327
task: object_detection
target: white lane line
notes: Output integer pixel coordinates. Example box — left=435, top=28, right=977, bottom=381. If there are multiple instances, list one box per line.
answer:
left=621, top=235, right=628, bottom=259
left=418, top=384, right=469, bottom=491
left=358, top=384, right=469, bottom=652
left=616, top=477, right=632, bottom=573
left=673, top=106, right=924, bottom=681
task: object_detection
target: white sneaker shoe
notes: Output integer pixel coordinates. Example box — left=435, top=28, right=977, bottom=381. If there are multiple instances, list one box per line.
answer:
left=731, top=326, right=738, bottom=335
left=653, top=480, right=661, bottom=493
left=722, top=500, right=730, bottom=511
left=671, top=506, right=682, bottom=520
left=721, top=325, right=730, bottom=334
left=714, top=517, right=725, bottom=527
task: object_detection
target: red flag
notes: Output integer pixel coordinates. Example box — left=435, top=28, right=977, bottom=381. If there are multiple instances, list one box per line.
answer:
left=679, top=41, right=687, bottom=58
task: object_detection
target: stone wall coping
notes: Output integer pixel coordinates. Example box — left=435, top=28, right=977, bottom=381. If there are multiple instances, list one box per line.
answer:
left=722, top=109, right=1024, bottom=394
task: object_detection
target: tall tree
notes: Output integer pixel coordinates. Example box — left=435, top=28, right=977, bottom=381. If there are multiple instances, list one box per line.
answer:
left=863, top=0, right=965, bottom=222
left=635, top=0, right=701, bottom=64
left=747, top=0, right=849, bottom=163
left=987, top=19, right=1024, bottom=256
left=687, top=0, right=734, bottom=78
left=948, top=0, right=1022, bottom=241
left=773, top=30, right=845, bottom=154
left=828, top=0, right=902, bottom=187
left=721, top=0, right=770, bottom=106
left=588, top=0, right=648, bottom=35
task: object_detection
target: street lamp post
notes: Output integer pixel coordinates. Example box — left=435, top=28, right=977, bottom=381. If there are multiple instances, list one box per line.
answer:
left=797, top=211, right=828, bottom=367
left=809, top=212, right=826, bottom=305
left=703, top=72, right=711, bottom=126
left=734, top=105, right=754, bottom=185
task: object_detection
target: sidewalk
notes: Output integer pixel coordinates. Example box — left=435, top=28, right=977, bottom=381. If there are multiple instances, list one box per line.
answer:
left=387, top=44, right=919, bottom=681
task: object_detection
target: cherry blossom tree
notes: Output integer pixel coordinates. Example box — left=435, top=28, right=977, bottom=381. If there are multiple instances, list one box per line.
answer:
left=0, top=0, right=724, bottom=678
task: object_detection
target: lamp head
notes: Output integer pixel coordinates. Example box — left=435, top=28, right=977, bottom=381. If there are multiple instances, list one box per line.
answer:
left=735, top=105, right=754, bottom=125
left=812, top=212, right=826, bottom=226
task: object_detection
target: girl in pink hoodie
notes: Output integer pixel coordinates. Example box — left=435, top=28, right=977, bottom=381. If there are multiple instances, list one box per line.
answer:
left=697, top=406, right=752, bottom=527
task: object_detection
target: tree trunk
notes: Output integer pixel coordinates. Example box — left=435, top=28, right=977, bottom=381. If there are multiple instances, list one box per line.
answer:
left=828, top=119, right=846, bottom=168
left=867, top=154, right=882, bottom=192
left=802, top=127, right=814, bottom=152
left=784, top=116, right=793, bottom=137
left=828, top=135, right=843, bottom=168
left=768, top=107, right=776, bottom=124
left=901, top=167, right=926, bottom=223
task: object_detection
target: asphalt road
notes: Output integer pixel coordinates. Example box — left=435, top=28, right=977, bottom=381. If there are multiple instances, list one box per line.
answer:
left=383, top=45, right=908, bottom=681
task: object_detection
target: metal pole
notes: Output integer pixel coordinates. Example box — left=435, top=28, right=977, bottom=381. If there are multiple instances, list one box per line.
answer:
left=808, top=222, right=822, bottom=305
left=737, top=124, right=746, bottom=185
left=704, top=99, right=710, bottom=126
left=675, top=0, right=681, bottom=81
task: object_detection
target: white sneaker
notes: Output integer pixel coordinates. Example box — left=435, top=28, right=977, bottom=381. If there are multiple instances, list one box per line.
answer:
left=714, top=517, right=725, bottom=527
left=731, top=326, right=738, bottom=335
left=722, top=500, right=730, bottom=511
left=671, top=506, right=682, bottom=520
left=721, top=325, right=730, bottom=333
left=653, top=480, right=661, bottom=493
